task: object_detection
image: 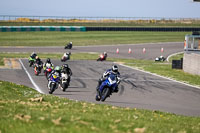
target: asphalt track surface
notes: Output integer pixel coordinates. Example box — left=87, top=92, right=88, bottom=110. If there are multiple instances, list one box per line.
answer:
left=1, top=42, right=200, bottom=116
left=0, top=42, right=183, bottom=60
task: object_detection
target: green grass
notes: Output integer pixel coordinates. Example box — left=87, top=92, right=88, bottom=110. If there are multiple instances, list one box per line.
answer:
left=0, top=31, right=190, bottom=46
left=108, top=57, right=200, bottom=87
left=0, top=52, right=99, bottom=66
left=0, top=80, right=200, bottom=133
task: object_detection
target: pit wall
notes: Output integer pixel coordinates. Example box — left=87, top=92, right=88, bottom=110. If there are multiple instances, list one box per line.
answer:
left=183, top=52, right=200, bottom=76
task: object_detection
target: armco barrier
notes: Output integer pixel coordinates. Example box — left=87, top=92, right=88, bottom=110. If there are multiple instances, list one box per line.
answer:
left=1, top=26, right=200, bottom=32
left=86, top=27, right=200, bottom=32
left=0, top=26, right=86, bottom=32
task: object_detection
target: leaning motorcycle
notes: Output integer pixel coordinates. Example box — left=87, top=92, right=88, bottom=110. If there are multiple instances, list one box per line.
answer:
left=34, top=63, right=42, bottom=76
left=28, top=57, right=36, bottom=67
left=48, top=72, right=60, bottom=94
left=64, top=44, right=72, bottom=49
left=97, top=54, right=106, bottom=61
left=61, top=54, right=70, bottom=62
left=60, top=72, right=70, bottom=91
left=44, top=67, right=53, bottom=79
left=96, top=74, right=119, bottom=102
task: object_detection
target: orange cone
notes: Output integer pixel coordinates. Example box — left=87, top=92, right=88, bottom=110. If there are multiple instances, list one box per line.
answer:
left=161, top=47, right=164, bottom=52
left=143, top=48, right=146, bottom=53
left=116, top=48, right=119, bottom=54
left=128, top=48, right=132, bottom=53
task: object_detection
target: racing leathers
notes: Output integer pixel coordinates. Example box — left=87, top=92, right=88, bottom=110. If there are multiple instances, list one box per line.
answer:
left=97, top=69, right=120, bottom=92
left=61, top=65, right=72, bottom=86
left=43, top=62, right=54, bottom=73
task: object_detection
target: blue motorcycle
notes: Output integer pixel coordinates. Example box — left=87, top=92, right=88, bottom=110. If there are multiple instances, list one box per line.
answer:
left=48, top=72, right=60, bottom=94
left=96, top=74, right=119, bottom=102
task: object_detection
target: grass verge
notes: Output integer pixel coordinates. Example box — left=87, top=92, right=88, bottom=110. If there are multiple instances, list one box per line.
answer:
left=0, top=31, right=190, bottom=46
left=0, top=80, right=200, bottom=133
left=0, top=52, right=99, bottom=66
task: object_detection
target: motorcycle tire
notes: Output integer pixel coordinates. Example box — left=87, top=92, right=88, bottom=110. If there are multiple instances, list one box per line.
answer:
left=49, top=83, right=56, bottom=94
left=95, top=90, right=101, bottom=101
left=97, top=58, right=101, bottom=61
left=61, top=82, right=68, bottom=91
left=101, top=87, right=110, bottom=102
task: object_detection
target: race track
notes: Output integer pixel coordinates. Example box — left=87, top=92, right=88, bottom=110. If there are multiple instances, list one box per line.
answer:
left=0, top=42, right=183, bottom=60
left=1, top=42, right=200, bottom=116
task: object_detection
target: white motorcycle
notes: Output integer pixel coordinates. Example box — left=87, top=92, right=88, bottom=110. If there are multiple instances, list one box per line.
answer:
left=60, top=73, right=69, bottom=91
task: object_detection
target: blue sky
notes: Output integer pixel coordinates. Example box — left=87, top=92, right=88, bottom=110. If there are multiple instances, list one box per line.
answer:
left=0, top=0, right=200, bottom=18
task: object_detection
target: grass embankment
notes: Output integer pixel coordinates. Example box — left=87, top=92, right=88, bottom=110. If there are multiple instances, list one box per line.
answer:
left=0, top=80, right=200, bottom=133
left=0, top=31, right=190, bottom=46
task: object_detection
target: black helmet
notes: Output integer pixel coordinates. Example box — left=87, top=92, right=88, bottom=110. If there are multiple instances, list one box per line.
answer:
left=112, top=65, right=118, bottom=73
left=62, top=64, right=69, bottom=68
left=46, top=58, right=51, bottom=63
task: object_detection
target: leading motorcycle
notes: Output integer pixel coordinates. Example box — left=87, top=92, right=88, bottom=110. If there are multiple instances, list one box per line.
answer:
left=96, top=74, right=119, bottom=102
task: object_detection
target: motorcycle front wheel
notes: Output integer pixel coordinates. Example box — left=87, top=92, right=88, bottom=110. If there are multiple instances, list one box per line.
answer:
left=101, top=87, right=110, bottom=102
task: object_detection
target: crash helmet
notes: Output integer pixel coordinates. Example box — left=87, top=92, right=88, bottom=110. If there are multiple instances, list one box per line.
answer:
left=54, top=66, right=61, bottom=72
left=46, top=58, right=51, bottom=63
left=35, top=56, right=39, bottom=60
left=66, top=51, right=71, bottom=55
left=62, top=64, right=69, bottom=68
left=31, top=52, right=36, bottom=55
left=69, top=42, right=72, bottom=45
left=103, top=52, right=107, bottom=56
left=112, top=65, right=118, bottom=73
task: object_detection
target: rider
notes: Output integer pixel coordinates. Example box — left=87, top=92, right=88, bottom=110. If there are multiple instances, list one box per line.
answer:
left=48, top=66, right=61, bottom=81
left=61, top=64, right=73, bottom=86
left=97, top=65, right=121, bottom=92
left=65, top=42, right=72, bottom=49
left=103, top=52, right=107, bottom=60
left=35, top=56, right=43, bottom=66
left=29, top=52, right=37, bottom=67
left=43, top=58, right=54, bottom=73
left=30, top=52, right=37, bottom=59
left=62, top=52, right=71, bottom=60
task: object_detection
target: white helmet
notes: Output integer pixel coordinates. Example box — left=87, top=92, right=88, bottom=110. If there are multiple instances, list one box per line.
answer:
left=69, top=42, right=72, bottom=44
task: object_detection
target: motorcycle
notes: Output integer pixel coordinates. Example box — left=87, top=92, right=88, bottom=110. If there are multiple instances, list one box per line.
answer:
left=60, top=72, right=70, bottom=91
left=28, top=57, right=36, bottom=67
left=155, top=56, right=165, bottom=62
left=44, top=67, right=53, bottom=79
left=34, top=63, right=42, bottom=76
left=61, top=54, right=70, bottom=62
left=97, top=54, right=106, bottom=61
left=64, top=43, right=72, bottom=49
left=96, top=74, right=119, bottom=102
left=48, top=72, right=60, bottom=94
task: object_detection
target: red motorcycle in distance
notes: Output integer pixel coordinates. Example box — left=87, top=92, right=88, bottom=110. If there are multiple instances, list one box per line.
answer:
left=97, top=52, right=107, bottom=61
